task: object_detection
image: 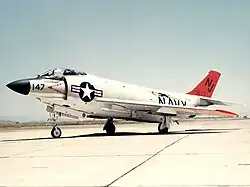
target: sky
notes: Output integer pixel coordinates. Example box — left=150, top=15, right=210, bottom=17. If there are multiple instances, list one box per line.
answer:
left=0, top=0, right=250, bottom=121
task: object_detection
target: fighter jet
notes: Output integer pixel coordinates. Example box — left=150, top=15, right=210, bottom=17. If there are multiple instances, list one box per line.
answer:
left=6, top=68, right=241, bottom=138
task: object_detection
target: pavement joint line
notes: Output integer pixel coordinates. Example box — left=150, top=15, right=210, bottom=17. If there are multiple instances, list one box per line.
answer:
left=5, top=154, right=154, bottom=159
left=5, top=152, right=250, bottom=159
left=104, top=135, right=189, bottom=187
left=0, top=143, right=66, bottom=159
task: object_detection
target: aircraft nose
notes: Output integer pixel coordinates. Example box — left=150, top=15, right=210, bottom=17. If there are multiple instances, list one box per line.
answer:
left=6, top=79, right=31, bottom=95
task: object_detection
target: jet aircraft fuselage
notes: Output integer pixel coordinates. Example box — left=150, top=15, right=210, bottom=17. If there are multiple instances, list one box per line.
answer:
left=6, top=68, right=239, bottom=138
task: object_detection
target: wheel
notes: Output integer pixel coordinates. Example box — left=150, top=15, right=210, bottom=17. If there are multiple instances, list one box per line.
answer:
left=158, top=122, right=169, bottom=134
left=51, top=126, right=62, bottom=138
left=105, top=123, right=116, bottom=135
left=103, top=117, right=116, bottom=135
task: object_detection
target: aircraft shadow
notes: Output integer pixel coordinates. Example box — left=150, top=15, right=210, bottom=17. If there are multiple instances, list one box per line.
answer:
left=1, top=129, right=234, bottom=142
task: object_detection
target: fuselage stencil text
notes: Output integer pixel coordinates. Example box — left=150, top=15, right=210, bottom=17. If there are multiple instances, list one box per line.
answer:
left=158, top=93, right=187, bottom=106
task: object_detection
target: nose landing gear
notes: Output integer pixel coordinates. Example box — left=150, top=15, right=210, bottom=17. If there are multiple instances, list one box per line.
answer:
left=51, top=126, right=62, bottom=138
left=47, top=111, right=62, bottom=138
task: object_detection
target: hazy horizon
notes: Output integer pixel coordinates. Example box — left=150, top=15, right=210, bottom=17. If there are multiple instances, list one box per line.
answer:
left=1, top=0, right=250, bottom=120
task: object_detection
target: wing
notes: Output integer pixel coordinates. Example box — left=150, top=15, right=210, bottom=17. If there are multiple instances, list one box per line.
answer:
left=95, top=98, right=239, bottom=117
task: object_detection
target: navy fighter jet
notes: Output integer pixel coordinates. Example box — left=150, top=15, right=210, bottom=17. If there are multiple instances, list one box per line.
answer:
left=6, top=68, right=241, bottom=138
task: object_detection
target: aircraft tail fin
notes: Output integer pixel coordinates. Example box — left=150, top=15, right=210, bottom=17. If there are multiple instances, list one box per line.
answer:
left=186, top=70, right=221, bottom=98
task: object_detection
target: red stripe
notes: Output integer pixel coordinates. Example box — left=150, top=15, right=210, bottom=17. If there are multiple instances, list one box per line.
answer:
left=72, top=88, right=80, bottom=92
left=215, top=109, right=239, bottom=117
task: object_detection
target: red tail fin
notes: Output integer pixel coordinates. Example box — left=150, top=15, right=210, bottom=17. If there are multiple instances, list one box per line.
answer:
left=187, top=70, right=221, bottom=98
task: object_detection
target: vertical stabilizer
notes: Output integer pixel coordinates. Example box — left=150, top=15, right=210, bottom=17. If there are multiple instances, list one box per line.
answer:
left=186, top=70, right=221, bottom=98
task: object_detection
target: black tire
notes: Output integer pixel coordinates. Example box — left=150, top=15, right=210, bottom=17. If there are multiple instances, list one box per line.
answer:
left=158, top=123, right=169, bottom=134
left=51, top=126, right=62, bottom=138
left=106, top=124, right=116, bottom=135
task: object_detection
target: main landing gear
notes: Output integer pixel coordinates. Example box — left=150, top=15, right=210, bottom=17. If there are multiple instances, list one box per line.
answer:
left=47, top=112, right=62, bottom=138
left=103, top=116, right=172, bottom=135
left=158, top=116, right=172, bottom=134
left=103, top=117, right=116, bottom=135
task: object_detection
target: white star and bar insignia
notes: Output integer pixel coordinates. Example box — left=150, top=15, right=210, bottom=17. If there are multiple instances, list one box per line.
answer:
left=71, top=83, right=103, bottom=99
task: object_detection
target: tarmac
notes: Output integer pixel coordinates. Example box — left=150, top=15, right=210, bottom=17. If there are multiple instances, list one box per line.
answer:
left=0, top=119, right=250, bottom=186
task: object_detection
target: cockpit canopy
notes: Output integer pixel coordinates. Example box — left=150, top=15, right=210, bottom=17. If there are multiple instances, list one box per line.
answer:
left=37, top=68, right=87, bottom=79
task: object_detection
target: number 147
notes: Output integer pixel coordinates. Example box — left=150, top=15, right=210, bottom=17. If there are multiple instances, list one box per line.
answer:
left=32, top=84, right=45, bottom=91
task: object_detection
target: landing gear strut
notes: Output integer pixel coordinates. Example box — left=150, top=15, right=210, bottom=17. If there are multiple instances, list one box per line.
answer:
left=103, top=117, right=116, bottom=135
left=47, top=112, right=62, bottom=138
left=158, top=116, right=172, bottom=134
